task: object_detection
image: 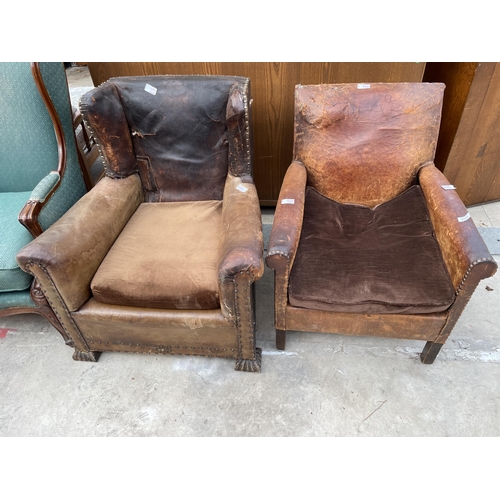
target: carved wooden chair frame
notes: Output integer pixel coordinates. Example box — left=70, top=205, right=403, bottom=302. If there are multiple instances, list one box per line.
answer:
left=0, top=63, right=79, bottom=347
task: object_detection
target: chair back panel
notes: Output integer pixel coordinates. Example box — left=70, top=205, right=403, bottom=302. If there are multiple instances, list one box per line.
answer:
left=0, top=62, right=86, bottom=229
left=82, top=76, right=249, bottom=202
left=294, top=82, right=445, bottom=207
left=0, top=63, right=59, bottom=192
left=37, top=62, right=87, bottom=229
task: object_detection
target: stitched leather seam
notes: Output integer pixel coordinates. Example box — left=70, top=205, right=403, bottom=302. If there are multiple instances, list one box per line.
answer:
left=26, top=262, right=89, bottom=351
left=455, top=257, right=497, bottom=295
left=110, top=75, right=250, bottom=82
left=242, top=81, right=251, bottom=175
left=88, top=348, right=237, bottom=359
left=87, top=340, right=237, bottom=353
left=78, top=96, right=109, bottom=172
left=274, top=261, right=289, bottom=331
left=234, top=272, right=243, bottom=359
left=233, top=270, right=257, bottom=361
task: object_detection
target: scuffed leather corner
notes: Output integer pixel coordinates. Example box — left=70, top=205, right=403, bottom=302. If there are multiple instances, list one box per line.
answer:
left=218, top=174, right=264, bottom=319
left=79, top=83, right=137, bottom=178
left=419, top=164, right=497, bottom=290
left=266, top=161, right=307, bottom=273
left=16, top=175, right=144, bottom=312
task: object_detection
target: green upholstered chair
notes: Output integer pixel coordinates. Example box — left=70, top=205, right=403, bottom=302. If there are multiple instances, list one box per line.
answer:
left=0, top=62, right=87, bottom=340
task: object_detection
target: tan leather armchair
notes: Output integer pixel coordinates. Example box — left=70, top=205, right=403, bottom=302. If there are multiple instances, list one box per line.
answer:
left=17, top=75, right=264, bottom=372
left=266, top=83, right=497, bottom=364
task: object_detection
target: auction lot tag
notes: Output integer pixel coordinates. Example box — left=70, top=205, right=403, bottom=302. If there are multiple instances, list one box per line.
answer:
left=442, top=185, right=456, bottom=190
left=145, top=84, right=157, bottom=95
left=281, top=199, right=295, bottom=204
left=237, top=185, right=248, bottom=193
left=457, top=213, right=471, bottom=222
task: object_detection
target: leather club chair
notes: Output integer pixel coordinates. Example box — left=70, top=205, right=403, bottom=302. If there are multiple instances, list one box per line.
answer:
left=266, top=82, right=497, bottom=364
left=17, top=75, right=264, bottom=372
left=0, top=62, right=87, bottom=338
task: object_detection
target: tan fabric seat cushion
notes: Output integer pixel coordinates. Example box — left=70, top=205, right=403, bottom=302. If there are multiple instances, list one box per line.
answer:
left=91, top=201, right=222, bottom=310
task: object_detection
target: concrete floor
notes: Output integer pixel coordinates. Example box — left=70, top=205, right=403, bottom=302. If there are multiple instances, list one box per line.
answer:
left=1, top=66, right=500, bottom=437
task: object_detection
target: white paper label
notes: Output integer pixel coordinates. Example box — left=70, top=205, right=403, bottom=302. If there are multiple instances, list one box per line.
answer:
left=236, top=185, right=248, bottom=193
left=442, top=185, right=456, bottom=190
left=357, top=83, right=371, bottom=89
left=281, top=199, right=295, bottom=204
left=145, top=84, right=157, bottom=95
left=457, top=213, right=471, bottom=222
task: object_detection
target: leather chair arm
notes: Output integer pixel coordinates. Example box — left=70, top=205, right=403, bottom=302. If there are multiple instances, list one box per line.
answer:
left=218, top=174, right=264, bottom=320
left=16, top=174, right=143, bottom=312
left=419, top=164, right=497, bottom=291
left=266, top=160, right=307, bottom=274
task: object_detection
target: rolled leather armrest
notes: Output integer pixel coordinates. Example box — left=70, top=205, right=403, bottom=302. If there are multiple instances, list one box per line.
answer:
left=419, top=164, right=497, bottom=291
left=266, top=160, right=307, bottom=274
left=218, top=174, right=264, bottom=319
left=16, top=174, right=143, bottom=312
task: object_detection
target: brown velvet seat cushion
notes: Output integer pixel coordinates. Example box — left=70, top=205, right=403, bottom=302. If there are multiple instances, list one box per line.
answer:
left=91, top=201, right=222, bottom=310
left=289, top=186, right=455, bottom=314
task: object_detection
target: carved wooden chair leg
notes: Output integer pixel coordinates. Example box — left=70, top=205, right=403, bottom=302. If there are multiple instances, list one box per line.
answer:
left=420, top=341, right=443, bottom=364
left=276, top=329, right=286, bottom=350
left=73, top=349, right=101, bottom=362
left=30, top=278, right=74, bottom=347
left=234, top=347, right=262, bottom=372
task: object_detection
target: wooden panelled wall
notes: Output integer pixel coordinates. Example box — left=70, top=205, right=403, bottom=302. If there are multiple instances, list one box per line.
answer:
left=87, top=62, right=425, bottom=205
left=424, top=62, right=500, bottom=206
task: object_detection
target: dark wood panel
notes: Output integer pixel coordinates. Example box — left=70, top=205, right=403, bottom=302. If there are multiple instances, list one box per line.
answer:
left=87, top=62, right=426, bottom=204
left=437, top=63, right=500, bottom=206
left=423, top=62, right=478, bottom=172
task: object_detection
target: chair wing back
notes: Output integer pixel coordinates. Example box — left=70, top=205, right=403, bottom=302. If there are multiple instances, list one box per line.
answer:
left=0, top=63, right=59, bottom=193
left=0, top=62, right=87, bottom=229
left=80, top=75, right=251, bottom=202
left=293, top=82, right=445, bottom=207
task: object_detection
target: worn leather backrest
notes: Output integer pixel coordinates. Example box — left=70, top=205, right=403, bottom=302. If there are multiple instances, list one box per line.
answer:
left=294, top=82, right=445, bottom=207
left=80, top=75, right=251, bottom=202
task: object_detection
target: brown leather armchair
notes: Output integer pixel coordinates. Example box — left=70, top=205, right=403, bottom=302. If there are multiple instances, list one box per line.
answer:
left=266, top=82, right=497, bottom=364
left=17, top=75, right=264, bottom=372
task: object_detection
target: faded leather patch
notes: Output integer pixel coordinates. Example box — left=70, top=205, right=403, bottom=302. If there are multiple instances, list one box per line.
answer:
left=294, top=83, right=445, bottom=207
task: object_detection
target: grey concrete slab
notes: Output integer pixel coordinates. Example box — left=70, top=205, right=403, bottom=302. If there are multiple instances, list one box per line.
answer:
left=478, top=227, right=500, bottom=255
left=66, top=65, right=94, bottom=88
left=482, top=200, right=500, bottom=227
left=1, top=254, right=499, bottom=437
left=468, top=205, right=492, bottom=228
